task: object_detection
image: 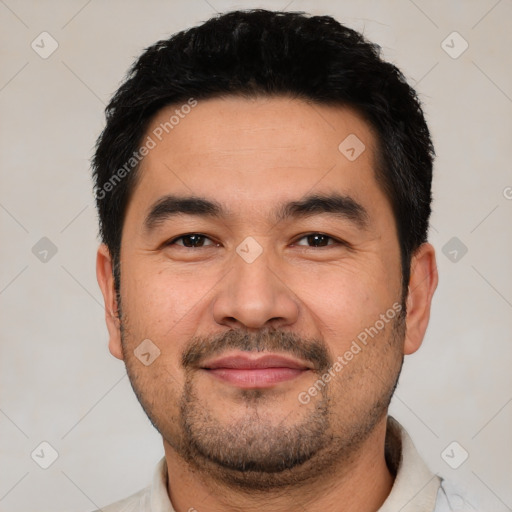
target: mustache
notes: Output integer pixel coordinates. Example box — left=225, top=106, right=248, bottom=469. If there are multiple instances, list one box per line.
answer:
left=182, top=329, right=332, bottom=373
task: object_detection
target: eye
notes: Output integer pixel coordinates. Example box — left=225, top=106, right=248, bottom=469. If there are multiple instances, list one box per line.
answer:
left=293, top=233, right=345, bottom=248
left=165, top=234, right=218, bottom=248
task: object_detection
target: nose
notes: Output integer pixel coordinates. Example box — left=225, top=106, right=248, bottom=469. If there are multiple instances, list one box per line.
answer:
left=212, top=245, right=300, bottom=331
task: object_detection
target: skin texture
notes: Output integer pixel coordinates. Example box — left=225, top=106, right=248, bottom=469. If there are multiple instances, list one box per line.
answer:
left=97, top=96, right=438, bottom=512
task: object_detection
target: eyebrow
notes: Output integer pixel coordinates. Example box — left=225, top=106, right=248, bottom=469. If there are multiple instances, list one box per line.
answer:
left=143, top=192, right=369, bottom=233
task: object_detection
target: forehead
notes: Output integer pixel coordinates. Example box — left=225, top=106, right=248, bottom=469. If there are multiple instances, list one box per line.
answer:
left=129, top=96, right=386, bottom=221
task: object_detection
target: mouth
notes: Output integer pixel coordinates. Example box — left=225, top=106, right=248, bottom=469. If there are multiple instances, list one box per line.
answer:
left=200, top=352, right=312, bottom=389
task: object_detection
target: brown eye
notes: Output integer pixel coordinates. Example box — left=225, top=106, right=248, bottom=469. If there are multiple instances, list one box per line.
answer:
left=294, top=233, right=339, bottom=248
left=167, top=234, right=216, bottom=248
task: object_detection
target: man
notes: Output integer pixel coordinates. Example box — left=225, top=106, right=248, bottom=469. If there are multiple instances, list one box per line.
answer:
left=93, top=9, right=477, bottom=512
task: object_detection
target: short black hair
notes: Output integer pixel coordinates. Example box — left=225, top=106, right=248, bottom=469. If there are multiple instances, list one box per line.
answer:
left=92, top=9, right=434, bottom=299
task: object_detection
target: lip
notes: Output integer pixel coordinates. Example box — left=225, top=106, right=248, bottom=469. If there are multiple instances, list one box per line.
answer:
left=200, top=353, right=311, bottom=388
left=202, top=353, right=311, bottom=370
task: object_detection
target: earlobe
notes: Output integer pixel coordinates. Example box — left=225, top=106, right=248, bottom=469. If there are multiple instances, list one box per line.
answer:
left=96, top=244, right=124, bottom=361
left=403, top=243, right=438, bottom=355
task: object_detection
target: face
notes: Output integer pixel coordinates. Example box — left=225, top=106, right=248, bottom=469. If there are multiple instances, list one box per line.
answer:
left=97, top=96, right=435, bottom=489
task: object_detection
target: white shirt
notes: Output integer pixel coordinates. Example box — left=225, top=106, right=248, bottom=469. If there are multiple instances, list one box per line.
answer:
left=94, top=417, right=478, bottom=512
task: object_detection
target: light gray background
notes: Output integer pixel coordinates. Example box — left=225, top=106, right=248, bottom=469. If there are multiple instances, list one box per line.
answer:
left=1, top=0, right=511, bottom=511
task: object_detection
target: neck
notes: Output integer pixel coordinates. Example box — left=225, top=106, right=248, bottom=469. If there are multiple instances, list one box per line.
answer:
left=163, top=416, right=394, bottom=512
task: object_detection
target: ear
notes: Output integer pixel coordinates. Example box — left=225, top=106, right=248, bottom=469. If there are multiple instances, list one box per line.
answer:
left=96, top=244, right=124, bottom=360
left=403, top=243, right=438, bottom=355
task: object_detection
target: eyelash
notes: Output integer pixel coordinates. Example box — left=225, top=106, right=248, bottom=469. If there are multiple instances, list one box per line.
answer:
left=165, top=233, right=348, bottom=249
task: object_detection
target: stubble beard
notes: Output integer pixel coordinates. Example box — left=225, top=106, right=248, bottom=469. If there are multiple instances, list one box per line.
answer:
left=119, top=306, right=405, bottom=491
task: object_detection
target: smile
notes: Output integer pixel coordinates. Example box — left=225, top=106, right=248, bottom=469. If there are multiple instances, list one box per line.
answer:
left=201, top=353, right=311, bottom=388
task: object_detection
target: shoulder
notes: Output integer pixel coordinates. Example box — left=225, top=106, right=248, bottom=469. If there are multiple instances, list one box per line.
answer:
left=89, top=485, right=151, bottom=512
left=434, top=478, right=481, bottom=511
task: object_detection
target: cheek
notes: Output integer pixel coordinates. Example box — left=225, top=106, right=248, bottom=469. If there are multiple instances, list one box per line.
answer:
left=288, top=262, right=398, bottom=345
left=121, top=260, right=216, bottom=343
